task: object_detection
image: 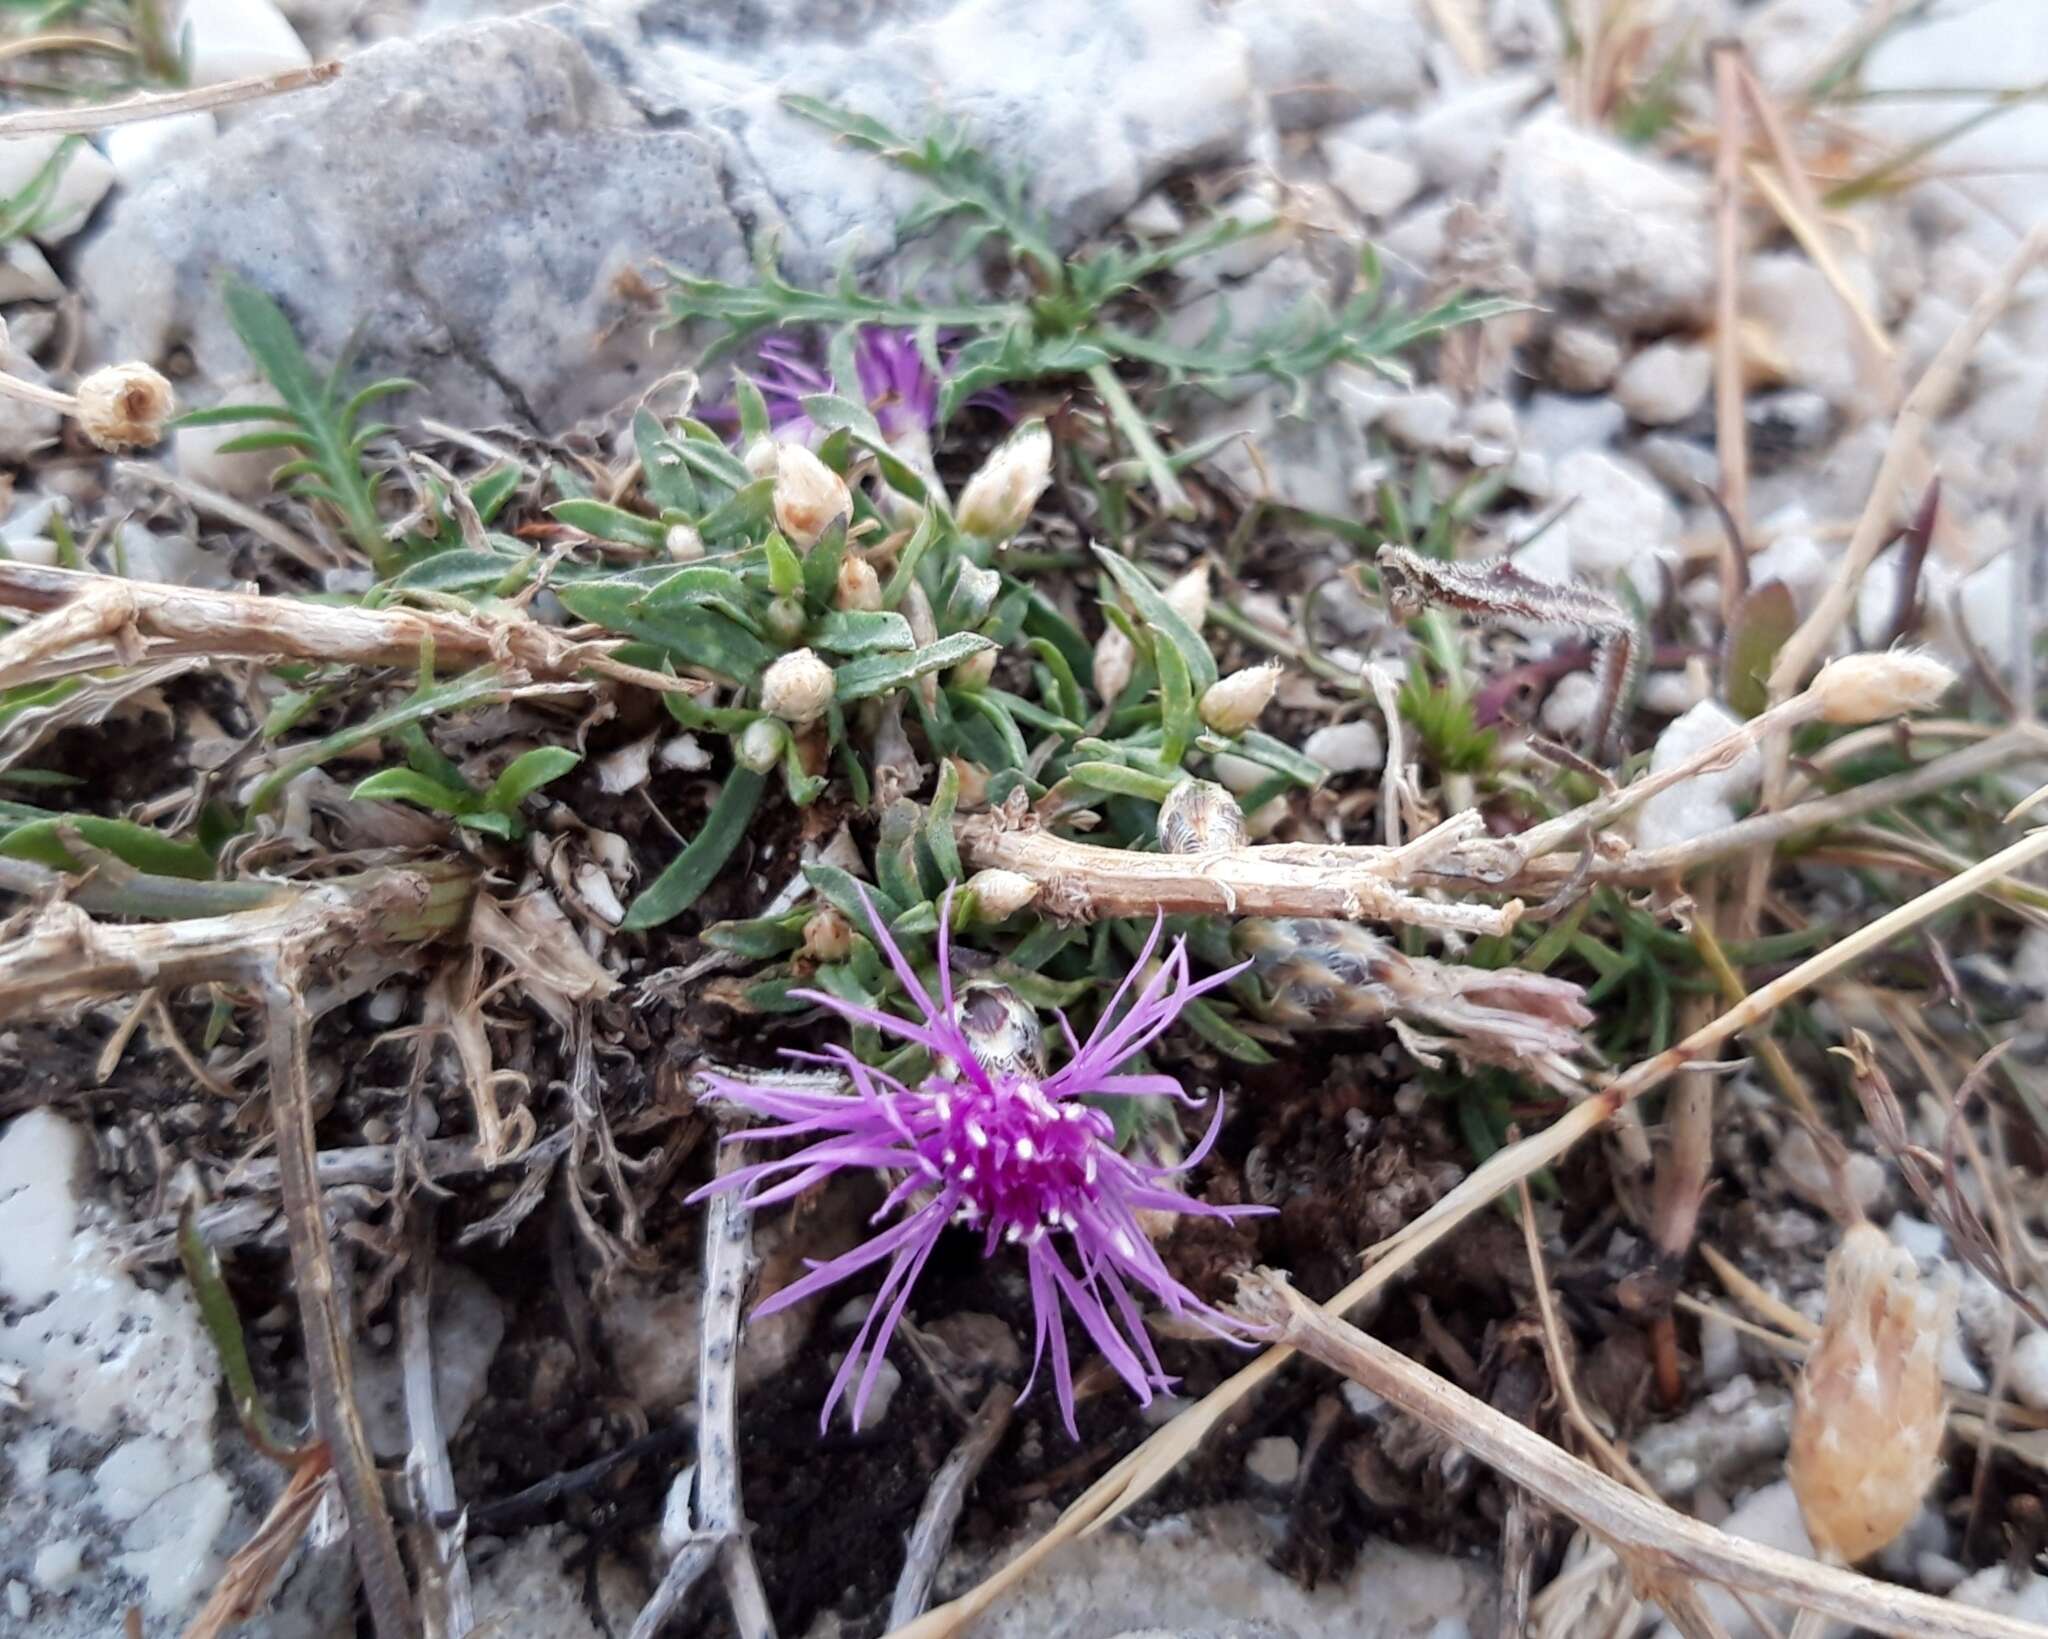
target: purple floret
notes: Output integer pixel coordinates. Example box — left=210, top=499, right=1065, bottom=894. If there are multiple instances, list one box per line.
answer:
left=713, top=326, right=1012, bottom=447
left=689, top=890, right=1270, bottom=1435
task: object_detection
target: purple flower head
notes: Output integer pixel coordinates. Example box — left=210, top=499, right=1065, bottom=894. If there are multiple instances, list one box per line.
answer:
left=689, top=889, right=1271, bottom=1436
left=709, top=327, right=1013, bottom=448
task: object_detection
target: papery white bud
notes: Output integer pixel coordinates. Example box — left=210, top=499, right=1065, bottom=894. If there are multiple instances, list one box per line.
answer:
left=801, top=906, right=853, bottom=963
left=948, top=755, right=989, bottom=808
left=1199, top=662, right=1282, bottom=736
left=964, top=868, right=1039, bottom=922
left=743, top=436, right=778, bottom=479
left=735, top=717, right=787, bottom=773
left=1811, top=650, right=1957, bottom=725
left=1164, top=562, right=1211, bottom=630
left=1789, top=1223, right=1952, bottom=1563
left=665, top=524, right=704, bottom=561
left=74, top=362, right=175, bottom=451
left=759, top=648, right=835, bottom=725
left=956, top=419, right=1052, bottom=546
left=1093, top=624, right=1135, bottom=704
left=770, top=442, right=850, bottom=550
left=836, top=555, right=883, bottom=612
left=950, top=645, right=997, bottom=691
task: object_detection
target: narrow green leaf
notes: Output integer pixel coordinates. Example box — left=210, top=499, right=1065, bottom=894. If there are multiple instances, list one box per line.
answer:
left=556, top=579, right=777, bottom=684
left=621, top=767, right=768, bottom=930
left=834, top=632, right=996, bottom=703
left=350, top=768, right=472, bottom=813
left=810, top=609, right=914, bottom=656
left=549, top=498, right=669, bottom=550
left=803, top=861, right=901, bottom=927
left=488, top=746, right=581, bottom=811
left=1094, top=547, right=1217, bottom=691
left=635, top=409, right=699, bottom=514
left=1067, top=761, right=1185, bottom=804
left=1723, top=579, right=1798, bottom=720
left=0, top=815, right=215, bottom=879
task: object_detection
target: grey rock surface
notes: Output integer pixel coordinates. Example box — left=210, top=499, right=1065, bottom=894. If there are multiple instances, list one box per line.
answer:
left=82, top=0, right=1279, bottom=429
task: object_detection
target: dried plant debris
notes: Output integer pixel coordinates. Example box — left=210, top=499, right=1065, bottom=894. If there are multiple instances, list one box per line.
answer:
left=5, top=29, right=2048, bottom=1639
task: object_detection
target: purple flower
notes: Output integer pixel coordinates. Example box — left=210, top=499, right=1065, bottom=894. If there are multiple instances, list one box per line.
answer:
left=710, top=327, right=1013, bottom=447
left=689, top=892, right=1270, bottom=1435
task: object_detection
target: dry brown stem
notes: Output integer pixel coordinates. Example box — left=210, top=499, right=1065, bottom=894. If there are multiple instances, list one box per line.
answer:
left=0, top=561, right=707, bottom=697
left=264, top=966, right=416, bottom=1639
left=1232, top=1271, right=2048, bottom=1639
left=1711, top=40, right=1750, bottom=598
left=957, top=806, right=1522, bottom=935
left=0, top=60, right=340, bottom=135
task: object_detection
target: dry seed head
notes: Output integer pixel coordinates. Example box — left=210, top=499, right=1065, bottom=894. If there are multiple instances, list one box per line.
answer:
left=74, top=362, right=175, bottom=451
left=760, top=647, right=836, bottom=725
left=1788, top=1222, right=1953, bottom=1563
left=1199, top=662, right=1282, bottom=736
left=1811, top=650, right=1956, bottom=725
left=1156, top=779, right=1249, bottom=854
left=836, top=554, right=883, bottom=612
left=770, top=442, right=851, bottom=550
left=963, top=868, right=1039, bottom=922
left=955, top=418, right=1052, bottom=545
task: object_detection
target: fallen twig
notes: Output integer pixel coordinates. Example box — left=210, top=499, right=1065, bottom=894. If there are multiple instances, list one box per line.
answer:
left=1231, top=1270, right=2048, bottom=1639
left=0, top=59, right=340, bottom=135
left=401, top=1210, right=475, bottom=1639
left=0, top=561, right=707, bottom=697
left=958, top=805, right=1521, bottom=935
left=630, top=1134, right=775, bottom=1639
left=264, top=966, right=416, bottom=1639
left=888, top=1384, right=1018, bottom=1628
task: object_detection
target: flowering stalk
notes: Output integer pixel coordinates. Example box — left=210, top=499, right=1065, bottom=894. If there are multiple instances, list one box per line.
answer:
left=689, top=889, right=1270, bottom=1434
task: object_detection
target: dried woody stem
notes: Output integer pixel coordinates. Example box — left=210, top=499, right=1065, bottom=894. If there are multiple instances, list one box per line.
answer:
left=402, top=1208, right=476, bottom=1639
left=264, top=965, right=418, bottom=1639
left=958, top=805, right=1522, bottom=935
left=1231, top=1271, right=2048, bottom=1639
left=0, top=59, right=341, bottom=135
left=631, top=1133, right=776, bottom=1639
left=888, top=1384, right=1019, bottom=1628
left=889, top=825, right=2048, bottom=1639
left=0, top=561, right=707, bottom=697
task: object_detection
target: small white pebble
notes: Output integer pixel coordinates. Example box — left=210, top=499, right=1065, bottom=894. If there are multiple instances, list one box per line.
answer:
left=658, top=734, right=711, bottom=772
left=852, top=1358, right=902, bottom=1430
left=1540, top=670, right=1601, bottom=740
left=1302, top=719, right=1384, bottom=775
left=2008, top=1331, right=2048, bottom=1412
left=1341, top=1381, right=1386, bottom=1419
left=1885, top=1213, right=1948, bottom=1265
left=30, top=1540, right=81, bottom=1592
left=5, top=1582, right=27, bottom=1620
left=1245, top=1435, right=1301, bottom=1488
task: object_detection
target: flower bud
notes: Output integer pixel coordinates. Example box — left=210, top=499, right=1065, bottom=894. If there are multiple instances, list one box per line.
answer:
left=1156, top=779, right=1248, bottom=854
left=74, top=362, right=175, bottom=451
left=764, top=595, right=807, bottom=646
left=665, top=523, right=704, bottom=562
left=955, top=419, right=1051, bottom=546
left=1811, top=650, right=1956, bottom=725
left=735, top=717, right=787, bottom=773
left=759, top=648, right=835, bottom=725
left=1164, top=561, right=1211, bottom=630
left=1092, top=624, right=1135, bottom=705
left=963, top=867, right=1039, bottom=923
left=948, top=755, right=989, bottom=808
left=836, top=555, right=882, bottom=612
left=1198, top=662, right=1282, bottom=736
left=954, top=980, right=1046, bottom=1079
left=770, top=442, right=851, bottom=550
left=1788, top=1222, right=1952, bottom=1564
left=950, top=645, right=997, bottom=692
left=743, top=436, right=778, bottom=479
left=801, top=906, right=853, bottom=963
left=945, top=562, right=1002, bottom=627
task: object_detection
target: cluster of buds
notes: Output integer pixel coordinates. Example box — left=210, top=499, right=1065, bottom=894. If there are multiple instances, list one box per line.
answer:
left=1788, top=1222, right=1953, bottom=1564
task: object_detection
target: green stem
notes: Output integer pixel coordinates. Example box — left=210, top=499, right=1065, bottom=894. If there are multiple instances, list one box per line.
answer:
left=1086, top=363, right=1192, bottom=520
